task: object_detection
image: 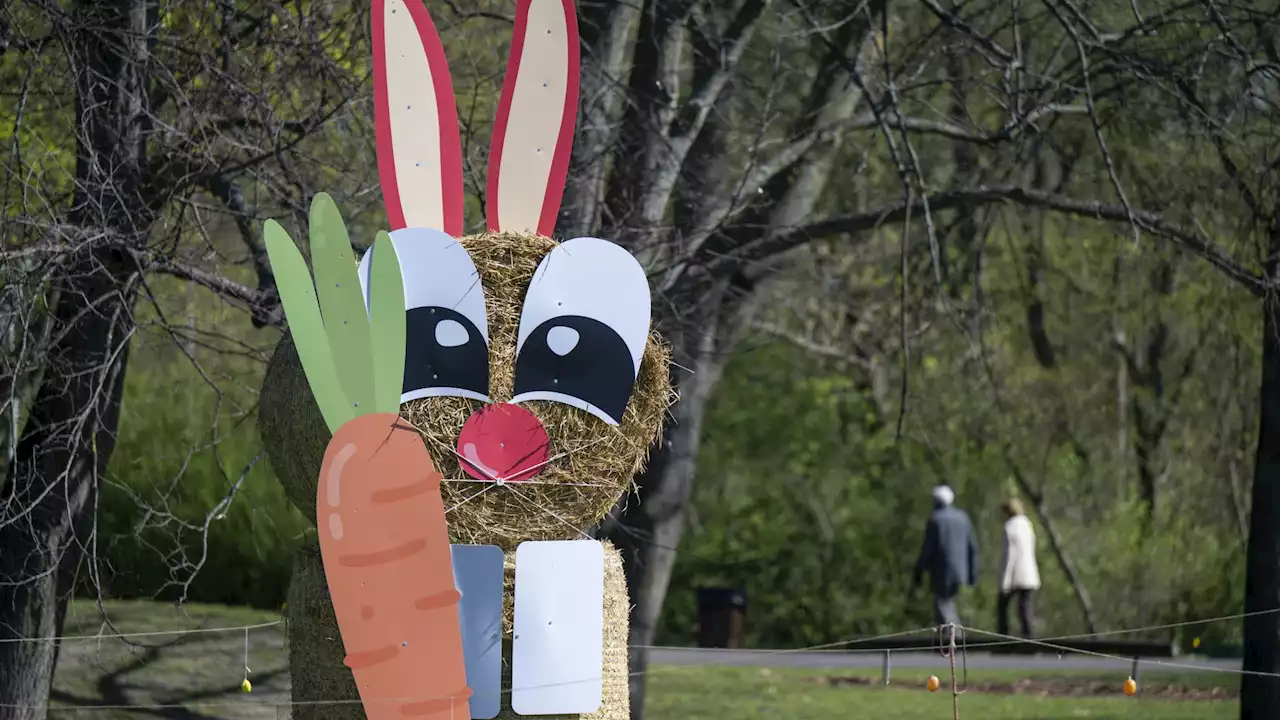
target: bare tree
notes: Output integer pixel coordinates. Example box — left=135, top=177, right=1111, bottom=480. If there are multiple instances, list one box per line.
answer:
left=560, top=0, right=1277, bottom=716
left=0, top=1, right=370, bottom=714
left=3, top=1, right=1278, bottom=719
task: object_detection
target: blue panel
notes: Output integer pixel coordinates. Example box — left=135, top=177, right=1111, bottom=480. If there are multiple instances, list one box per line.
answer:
left=451, top=544, right=505, bottom=719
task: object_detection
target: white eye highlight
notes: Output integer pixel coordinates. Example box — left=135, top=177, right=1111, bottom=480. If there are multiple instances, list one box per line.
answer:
left=546, top=326, right=580, bottom=357
left=435, top=319, right=470, bottom=348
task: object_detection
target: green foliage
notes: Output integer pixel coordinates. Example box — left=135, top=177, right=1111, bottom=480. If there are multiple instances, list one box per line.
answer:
left=661, top=335, right=1247, bottom=648
left=658, top=342, right=930, bottom=647
left=659, top=199, right=1255, bottom=647
left=94, top=276, right=309, bottom=610
left=99, top=198, right=409, bottom=610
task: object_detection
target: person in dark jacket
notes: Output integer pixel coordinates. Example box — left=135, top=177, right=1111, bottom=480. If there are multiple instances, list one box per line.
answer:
left=912, top=485, right=979, bottom=626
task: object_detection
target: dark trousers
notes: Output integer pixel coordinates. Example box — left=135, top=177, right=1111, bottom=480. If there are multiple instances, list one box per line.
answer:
left=997, top=589, right=1035, bottom=637
left=933, top=586, right=961, bottom=627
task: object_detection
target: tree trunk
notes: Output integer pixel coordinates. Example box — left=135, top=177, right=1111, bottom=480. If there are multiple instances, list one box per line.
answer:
left=601, top=10, right=875, bottom=716
left=0, top=256, right=136, bottom=720
left=559, top=0, right=642, bottom=238
left=1240, top=225, right=1280, bottom=720
left=0, top=0, right=150, bottom=714
left=1026, top=495, right=1098, bottom=633
left=608, top=295, right=744, bottom=720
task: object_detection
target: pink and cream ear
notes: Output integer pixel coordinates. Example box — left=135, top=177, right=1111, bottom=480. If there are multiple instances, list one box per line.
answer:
left=486, top=0, right=580, bottom=237
left=373, top=0, right=465, bottom=236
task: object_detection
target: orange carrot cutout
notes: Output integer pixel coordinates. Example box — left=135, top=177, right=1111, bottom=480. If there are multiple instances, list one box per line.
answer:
left=264, top=193, right=470, bottom=720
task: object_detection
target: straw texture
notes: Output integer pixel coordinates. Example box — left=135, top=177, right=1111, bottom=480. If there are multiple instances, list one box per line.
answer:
left=259, top=232, right=673, bottom=549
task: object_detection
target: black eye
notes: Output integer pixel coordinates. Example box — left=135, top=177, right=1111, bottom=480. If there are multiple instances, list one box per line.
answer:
left=510, top=237, right=652, bottom=425
left=358, top=228, right=491, bottom=403
left=404, top=306, right=489, bottom=400
left=513, top=317, right=634, bottom=423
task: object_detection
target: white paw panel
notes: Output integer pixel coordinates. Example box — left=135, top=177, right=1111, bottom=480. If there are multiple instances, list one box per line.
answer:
left=511, top=540, right=604, bottom=715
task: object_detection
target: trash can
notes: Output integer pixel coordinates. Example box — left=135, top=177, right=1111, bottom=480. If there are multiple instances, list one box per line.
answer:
left=696, top=587, right=747, bottom=649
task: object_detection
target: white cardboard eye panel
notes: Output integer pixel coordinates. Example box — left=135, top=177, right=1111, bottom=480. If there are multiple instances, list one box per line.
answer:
left=511, top=540, right=604, bottom=716
left=357, top=227, right=488, bottom=343
left=451, top=544, right=505, bottom=719
left=515, top=237, right=651, bottom=376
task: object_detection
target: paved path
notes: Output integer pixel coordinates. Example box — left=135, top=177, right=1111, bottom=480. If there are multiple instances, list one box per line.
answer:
left=649, top=647, right=1242, bottom=673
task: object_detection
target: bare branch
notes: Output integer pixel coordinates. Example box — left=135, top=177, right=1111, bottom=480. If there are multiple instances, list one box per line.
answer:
left=734, top=186, right=1267, bottom=295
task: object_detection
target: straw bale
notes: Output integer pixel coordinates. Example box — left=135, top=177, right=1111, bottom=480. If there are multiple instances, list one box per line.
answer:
left=285, top=539, right=361, bottom=720
left=259, top=231, right=673, bottom=549
left=284, top=540, right=630, bottom=720
left=260, top=335, right=329, bottom=524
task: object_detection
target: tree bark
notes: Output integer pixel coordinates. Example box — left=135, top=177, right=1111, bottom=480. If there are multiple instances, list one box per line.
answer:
left=1123, top=256, right=1178, bottom=520
left=0, top=255, right=136, bottom=720
left=608, top=291, right=749, bottom=720
left=0, top=0, right=150, bottom=715
left=606, top=34, right=743, bottom=712
left=603, top=9, right=878, bottom=718
left=1240, top=224, right=1280, bottom=719
left=559, top=0, right=642, bottom=238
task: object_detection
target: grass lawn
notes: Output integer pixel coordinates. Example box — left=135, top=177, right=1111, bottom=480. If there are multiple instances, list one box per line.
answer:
left=647, top=665, right=1236, bottom=720
left=45, top=600, right=1237, bottom=719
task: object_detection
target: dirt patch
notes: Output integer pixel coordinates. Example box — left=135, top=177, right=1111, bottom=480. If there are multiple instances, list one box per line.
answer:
left=816, top=674, right=1237, bottom=700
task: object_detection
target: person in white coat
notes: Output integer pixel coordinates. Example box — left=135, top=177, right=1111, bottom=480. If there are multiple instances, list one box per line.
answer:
left=997, top=497, right=1041, bottom=638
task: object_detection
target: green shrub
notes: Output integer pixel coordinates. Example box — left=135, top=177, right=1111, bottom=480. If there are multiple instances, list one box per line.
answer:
left=90, top=282, right=308, bottom=609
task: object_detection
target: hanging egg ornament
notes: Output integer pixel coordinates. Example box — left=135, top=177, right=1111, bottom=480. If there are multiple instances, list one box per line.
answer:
left=242, top=678, right=253, bottom=693
left=926, top=675, right=940, bottom=692
left=1123, top=677, right=1137, bottom=696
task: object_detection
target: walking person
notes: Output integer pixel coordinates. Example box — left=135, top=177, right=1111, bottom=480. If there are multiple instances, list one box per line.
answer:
left=912, top=485, right=979, bottom=627
left=997, top=497, right=1041, bottom=638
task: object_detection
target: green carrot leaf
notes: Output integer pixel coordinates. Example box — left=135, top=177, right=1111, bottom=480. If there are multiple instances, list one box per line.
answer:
left=367, top=231, right=407, bottom=414
left=309, top=192, right=376, bottom=416
left=262, top=219, right=353, bottom=434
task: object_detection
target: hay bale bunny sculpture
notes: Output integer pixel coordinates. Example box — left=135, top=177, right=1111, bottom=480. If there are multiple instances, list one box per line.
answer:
left=258, top=1, right=672, bottom=719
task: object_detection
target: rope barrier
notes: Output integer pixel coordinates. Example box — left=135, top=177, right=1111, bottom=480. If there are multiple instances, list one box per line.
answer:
left=0, top=606, right=1266, bottom=712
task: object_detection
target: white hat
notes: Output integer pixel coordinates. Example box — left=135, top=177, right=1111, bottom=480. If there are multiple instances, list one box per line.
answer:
left=932, top=485, right=955, bottom=506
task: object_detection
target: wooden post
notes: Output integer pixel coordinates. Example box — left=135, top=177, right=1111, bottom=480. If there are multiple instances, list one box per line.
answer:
left=949, top=624, right=960, bottom=720
left=1131, top=657, right=1141, bottom=691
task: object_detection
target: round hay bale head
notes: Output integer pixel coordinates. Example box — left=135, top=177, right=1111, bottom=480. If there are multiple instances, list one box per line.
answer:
left=259, top=232, right=673, bottom=548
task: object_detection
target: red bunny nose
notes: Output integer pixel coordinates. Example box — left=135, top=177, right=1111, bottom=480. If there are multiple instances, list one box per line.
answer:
left=456, top=404, right=551, bottom=483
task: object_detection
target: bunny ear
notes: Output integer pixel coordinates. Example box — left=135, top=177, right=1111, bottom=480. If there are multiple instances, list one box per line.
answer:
left=373, top=0, right=465, bottom=236
left=486, top=0, right=580, bottom=237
